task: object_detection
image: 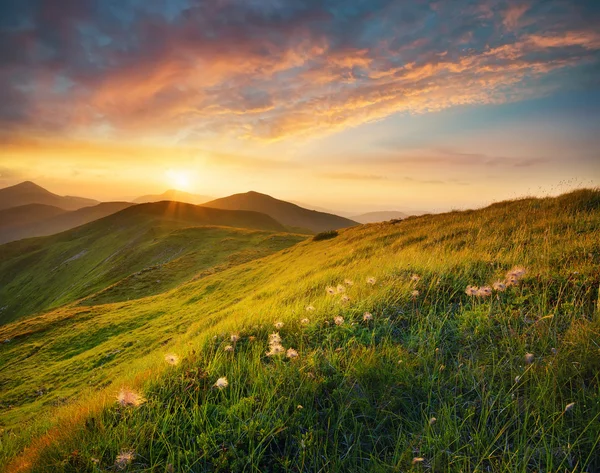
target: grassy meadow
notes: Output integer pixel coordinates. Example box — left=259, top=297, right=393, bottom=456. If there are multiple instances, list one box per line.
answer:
left=1, top=189, right=599, bottom=472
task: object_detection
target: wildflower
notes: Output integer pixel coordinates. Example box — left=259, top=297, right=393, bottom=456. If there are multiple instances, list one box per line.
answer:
left=551, top=347, right=557, bottom=355
left=326, top=286, right=336, bottom=295
left=305, top=305, right=315, bottom=312
left=506, top=266, right=527, bottom=285
left=429, top=417, right=437, bottom=426
left=224, top=345, right=234, bottom=353
left=465, top=285, right=478, bottom=296
left=493, top=281, right=507, bottom=292
left=164, top=354, right=179, bottom=365
left=230, top=333, right=240, bottom=343
left=300, top=318, right=310, bottom=325
left=476, top=286, right=492, bottom=297
left=412, top=457, right=425, bottom=464
left=337, top=285, right=346, bottom=293
left=214, top=377, right=228, bottom=389
left=524, top=353, right=534, bottom=364
left=266, top=344, right=285, bottom=356
left=411, top=290, right=420, bottom=297
left=363, top=312, right=373, bottom=321
left=564, top=402, right=575, bottom=413
left=367, top=277, right=376, bottom=285
left=269, top=332, right=282, bottom=345
left=334, top=316, right=344, bottom=326
left=411, top=274, right=421, bottom=282
left=274, top=321, right=284, bottom=329
left=286, top=348, right=299, bottom=359
left=341, top=295, right=350, bottom=303
left=115, top=450, right=135, bottom=470
left=116, top=388, right=145, bottom=407
left=344, top=279, right=354, bottom=286
left=297, top=405, right=303, bottom=409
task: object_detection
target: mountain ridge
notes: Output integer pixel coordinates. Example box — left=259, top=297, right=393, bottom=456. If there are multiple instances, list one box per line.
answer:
left=203, top=191, right=358, bottom=232
left=0, top=181, right=99, bottom=211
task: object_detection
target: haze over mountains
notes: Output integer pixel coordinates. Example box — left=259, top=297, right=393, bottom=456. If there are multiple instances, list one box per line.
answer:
left=351, top=211, right=410, bottom=223
left=0, top=181, right=417, bottom=245
left=0, top=181, right=99, bottom=211
left=133, top=189, right=213, bottom=205
left=0, top=202, right=134, bottom=244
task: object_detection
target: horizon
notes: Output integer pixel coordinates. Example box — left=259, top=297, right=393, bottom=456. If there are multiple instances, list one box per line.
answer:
left=1, top=1, right=599, bottom=212
left=2, top=178, right=597, bottom=216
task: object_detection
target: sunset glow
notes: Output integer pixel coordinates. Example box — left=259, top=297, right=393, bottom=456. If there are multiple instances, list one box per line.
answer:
left=0, top=1, right=598, bottom=211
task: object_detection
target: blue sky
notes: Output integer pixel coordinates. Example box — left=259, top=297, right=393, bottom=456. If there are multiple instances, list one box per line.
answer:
left=0, top=0, right=598, bottom=211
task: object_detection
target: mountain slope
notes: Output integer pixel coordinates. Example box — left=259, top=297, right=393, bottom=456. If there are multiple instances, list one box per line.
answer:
left=133, top=189, right=212, bottom=205
left=1, top=189, right=598, bottom=472
left=351, top=210, right=409, bottom=223
left=0, top=181, right=99, bottom=211
left=0, top=201, right=298, bottom=324
left=0, top=202, right=134, bottom=244
left=203, top=191, right=358, bottom=232
left=0, top=204, right=67, bottom=229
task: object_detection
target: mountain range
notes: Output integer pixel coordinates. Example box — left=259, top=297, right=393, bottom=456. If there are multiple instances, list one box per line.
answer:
left=0, top=182, right=420, bottom=245
left=0, top=181, right=99, bottom=211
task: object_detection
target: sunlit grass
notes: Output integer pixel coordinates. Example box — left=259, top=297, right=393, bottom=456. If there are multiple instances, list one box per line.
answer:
left=1, top=189, right=599, bottom=472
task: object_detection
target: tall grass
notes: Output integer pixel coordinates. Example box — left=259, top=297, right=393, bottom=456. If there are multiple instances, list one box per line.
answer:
left=1, top=189, right=599, bottom=472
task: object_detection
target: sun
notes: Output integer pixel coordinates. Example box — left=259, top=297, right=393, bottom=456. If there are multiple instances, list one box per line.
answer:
left=166, top=169, right=191, bottom=191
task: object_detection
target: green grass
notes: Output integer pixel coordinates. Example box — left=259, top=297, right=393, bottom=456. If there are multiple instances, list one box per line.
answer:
left=1, top=189, right=599, bottom=472
left=0, top=216, right=305, bottom=324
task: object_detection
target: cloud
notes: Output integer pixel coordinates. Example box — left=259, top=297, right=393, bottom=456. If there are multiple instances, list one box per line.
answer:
left=347, top=148, right=550, bottom=168
left=317, top=172, right=387, bottom=181
left=0, top=0, right=599, bottom=142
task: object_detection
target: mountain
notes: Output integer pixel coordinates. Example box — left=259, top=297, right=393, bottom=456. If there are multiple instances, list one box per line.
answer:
left=351, top=210, right=409, bottom=223
left=0, top=181, right=99, bottom=211
left=0, top=201, right=298, bottom=324
left=1, top=189, right=598, bottom=472
left=133, top=189, right=213, bottom=205
left=0, top=203, right=67, bottom=229
left=203, top=191, right=358, bottom=232
left=0, top=202, right=134, bottom=244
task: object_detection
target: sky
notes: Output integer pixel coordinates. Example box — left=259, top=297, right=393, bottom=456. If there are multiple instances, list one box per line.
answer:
left=0, top=0, right=599, bottom=213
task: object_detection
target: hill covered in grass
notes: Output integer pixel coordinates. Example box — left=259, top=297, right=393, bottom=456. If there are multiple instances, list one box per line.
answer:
left=1, top=189, right=599, bottom=472
left=0, top=201, right=301, bottom=324
left=203, top=191, right=358, bottom=233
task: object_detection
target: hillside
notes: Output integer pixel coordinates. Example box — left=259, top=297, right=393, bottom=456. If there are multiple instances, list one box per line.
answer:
left=133, top=189, right=212, bottom=205
left=0, top=204, right=67, bottom=229
left=0, top=181, right=99, bottom=211
left=0, top=190, right=598, bottom=472
left=352, top=210, right=410, bottom=223
left=203, top=191, right=358, bottom=232
left=0, top=201, right=299, bottom=324
left=0, top=202, right=134, bottom=244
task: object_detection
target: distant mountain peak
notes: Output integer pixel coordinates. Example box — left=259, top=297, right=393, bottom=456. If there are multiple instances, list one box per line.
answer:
left=12, top=181, right=48, bottom=191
